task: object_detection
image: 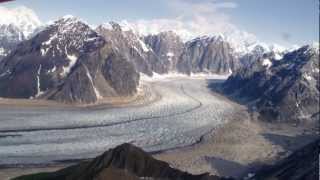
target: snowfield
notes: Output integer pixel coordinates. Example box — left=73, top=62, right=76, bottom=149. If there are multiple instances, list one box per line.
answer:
left=0, top=76, right=237, bottom=166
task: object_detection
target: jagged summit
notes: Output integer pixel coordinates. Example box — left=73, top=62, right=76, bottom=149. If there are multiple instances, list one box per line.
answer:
left=0, top=14, right=139, bottom=103
left=223, top=45, right=319, bottom=123
left=39, top=15, right=104, bottom=60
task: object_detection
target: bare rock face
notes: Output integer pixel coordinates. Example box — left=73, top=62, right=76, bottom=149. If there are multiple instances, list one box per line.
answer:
left=0, top=16, right=139, bottom=104
left=96, top=23, right=169, bottom=76
left=177, top=36, right=238, bottom=75
left=102, top=52, right=140, bottom=96
left=15, top=143, right=232, bottom=180
left=223, top=45, right=320, bottom=123
left=144, top=31, right=184, bottom=72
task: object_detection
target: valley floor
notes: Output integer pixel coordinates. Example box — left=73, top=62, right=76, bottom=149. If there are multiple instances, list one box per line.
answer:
left=0, top=75, right=317, bottom=179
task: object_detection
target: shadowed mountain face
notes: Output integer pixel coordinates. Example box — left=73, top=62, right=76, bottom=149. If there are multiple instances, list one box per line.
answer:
left=0, top=16, right=139, bottom=103
left=96, top=23, right=166, bottom=76
left=144, top=31, right=184, bottom=72
left=14, top=143, right=233, bottom=180
left=0, top=24, right=25, bottom=61
left=251, top=139, right=319, bottom=180
left=14, top=140, right=320, bottom=180
left=177, top=36, right=238, bottom=75
left=222, top=45, right=319, bottom=123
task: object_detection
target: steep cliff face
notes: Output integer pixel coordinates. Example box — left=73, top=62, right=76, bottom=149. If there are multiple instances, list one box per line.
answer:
left=223, top=45, right=319, bottom=123
left=0, top=16, right=139, bottom=104
left=176, top=36, right=238, bottom=75
left=144, top=31, right=184, bottom=72
left=96, top=22, right=170, bottom=76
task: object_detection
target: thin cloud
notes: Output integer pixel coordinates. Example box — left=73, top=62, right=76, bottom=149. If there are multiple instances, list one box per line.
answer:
left=121, top=0, right=257, bottom=52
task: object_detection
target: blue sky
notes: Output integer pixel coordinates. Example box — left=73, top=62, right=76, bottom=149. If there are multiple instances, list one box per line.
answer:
left=2, top=0, right=319, bottom=46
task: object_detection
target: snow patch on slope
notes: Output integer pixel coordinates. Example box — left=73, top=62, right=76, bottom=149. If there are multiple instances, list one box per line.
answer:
left=83, top=65, right=102, bottom=99
left=0, top=47, right=7, bottom=56
left=35, top=65, right=45, bottom=98
left=262, top=59, right=272, bottom=68
left=61, top=47, right=78, bottom=77
left=138, top=39, right=150, bottom=52
left=166, top=52, right=174, bottom=61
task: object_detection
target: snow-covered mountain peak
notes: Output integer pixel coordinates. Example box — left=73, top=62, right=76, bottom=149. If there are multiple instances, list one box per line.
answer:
left=98, top=21, right=137, bottom=33
left=100, top=22, right=113, bottom=30
left=54, top=15, right=83, bottom=26
left=0, top=6, right=42, bottom=38
left=61, top=14, right=76, bottom=20
left=188, top=34, right=227, bottom=45
left=240, top=42, right=289, bottom=60
left=269, top=44, right=287, bottom=53
left=39, top=15, right=104, bottom=61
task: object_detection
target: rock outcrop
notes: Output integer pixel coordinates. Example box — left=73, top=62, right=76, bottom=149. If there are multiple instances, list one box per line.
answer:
left=222, top=45, right=319, bottom=123
left=177, top=36, right=238, bottom=75
left=251, top=139, right=320, bottom=180
left=96, top=23, right=168, bottom=76
left=144, top=31, right=184, bottom=72
left=0, top=16, right=139, bottom=104
left=14, top=143, right=232, bottom=180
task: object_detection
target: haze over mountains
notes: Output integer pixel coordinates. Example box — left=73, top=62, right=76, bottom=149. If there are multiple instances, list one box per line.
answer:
left=0, top=6, right=318, bottom=123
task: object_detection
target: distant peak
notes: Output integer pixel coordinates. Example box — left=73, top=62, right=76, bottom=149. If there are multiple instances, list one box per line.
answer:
left=109, top=21, right=122, bottom=31
left=52, top=15, right=89, bottom=27
left=99, top=22, right=113, bottom=30
left=62, top=14, right=76, bottom=20
left=0, top=6, right=42, bottom=38
left=58, top=14, right=80, bottom=23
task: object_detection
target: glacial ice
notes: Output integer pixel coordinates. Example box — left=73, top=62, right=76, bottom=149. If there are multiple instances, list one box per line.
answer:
left=0, top=77, right=235, bottom=165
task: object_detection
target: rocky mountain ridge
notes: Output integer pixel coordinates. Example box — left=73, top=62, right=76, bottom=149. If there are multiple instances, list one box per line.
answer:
left=222, top=44, right=319, bottom=123
left=14, top=143, right=232, bottom=180
left=0, top=16, right=139, bottom=103
left=0, top=12, right=315, bottom=106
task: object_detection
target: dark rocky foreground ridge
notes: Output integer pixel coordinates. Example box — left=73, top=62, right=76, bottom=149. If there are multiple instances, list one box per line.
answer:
left=250, top=138, right=320, bottom=180
left=222, top=45, right=320, bottom=123
left=13, top=143, right=233, bottom=180
left=13, top=140, right=319, bottom=180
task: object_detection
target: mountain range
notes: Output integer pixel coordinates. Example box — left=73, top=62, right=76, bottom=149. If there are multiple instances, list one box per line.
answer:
left=222, top=44, right=319, bottom=123
left=0, top=7, right=318, bottom=123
